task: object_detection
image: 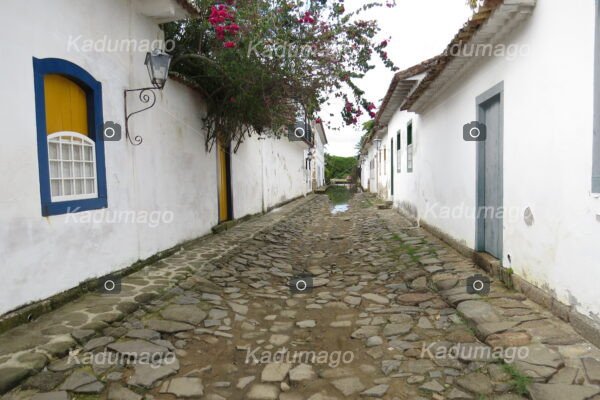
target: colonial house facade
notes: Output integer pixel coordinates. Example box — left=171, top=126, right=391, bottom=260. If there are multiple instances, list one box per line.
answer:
left=311, top=121, right=328, bottom=189
left=0, top=0, right=316, bottom=316
left=362, top=0, right=600, bottom=340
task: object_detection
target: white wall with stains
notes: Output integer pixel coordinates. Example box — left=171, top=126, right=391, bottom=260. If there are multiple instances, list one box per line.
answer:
left=0, top=0, right=311, bottom=315
left=375, top=0, right=600, bottom=319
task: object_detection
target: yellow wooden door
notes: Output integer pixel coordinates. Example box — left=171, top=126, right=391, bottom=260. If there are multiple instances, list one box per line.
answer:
left=217, top=140, right=230, bottom=222
left=44, top=74, right=88, bottom=135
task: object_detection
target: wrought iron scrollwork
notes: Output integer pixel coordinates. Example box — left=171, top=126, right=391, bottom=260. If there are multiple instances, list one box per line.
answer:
left=124, top=88, right=157, bottom=146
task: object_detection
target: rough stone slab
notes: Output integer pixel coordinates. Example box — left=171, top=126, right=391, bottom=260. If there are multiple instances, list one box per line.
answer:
left=362, top=293, right=390, bottom=305
left=582, top=357, right=600, bottom=384
left=520, top=344, right=563, bottom=368
left=228, top=302, right=249, bottom=315
left=160, top=305, right=208, bottom=325
left=396, top=292, right=436, bottom=305
left=331, top=377, right=366, bottom=395
left=513, top=361, right=558, bottom=380
left=237, top=375, right=255, bottom=389
left=486, top=331, right=531, bottom=348
left=261, top=363, right=291, bottom=382
left=108, top=383, right=142, bottom=400
left=30, top=391, right=69, bottom=400
left=289, top=363, right=316, bottom=382
left=160, top=377, right=204, bottom=397
left=126, top=329, right=161, bottom=341
left=419, top=379, right=444, bottom=392
left=549, top=366, right=579, bottom=384
left=23, top=370, right=65, bottom=392
left=382, top=323, right=412, bottom=337
left=128, top=360, right=179, bottom=388
left=456, top=372, right=492, bottom=395
left=446, top=387, right=473, bottom=399
left=0, top=367, right=32, bottom=393
left=478, top=321, right=518, bottom=337
left=107, top=340, right=169, bottom=358
left=360, top=384, right=389, bottom=397
left=247, top=383, right=280, bottom=399
left=59, top=370, right=97, bottom=391
left=529, top=383, right=600, bottom=400
left=351, top=326, right=379, bottom=339
left=457, top=301, right=501, bottom=324
left=83, top=336, right=115, bottom=352
left=145, top=320, right=195, bottom=333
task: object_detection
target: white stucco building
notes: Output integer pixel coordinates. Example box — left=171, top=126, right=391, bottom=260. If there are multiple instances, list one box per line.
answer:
left=0, top=0, right=315, bottom=315
left=362, top=0, right=600, bottom=339
left=311, top=121, right=328, bottom=189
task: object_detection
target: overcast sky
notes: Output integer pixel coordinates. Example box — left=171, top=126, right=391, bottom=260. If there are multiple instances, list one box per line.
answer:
left=322, top=0, right=473, bottom=157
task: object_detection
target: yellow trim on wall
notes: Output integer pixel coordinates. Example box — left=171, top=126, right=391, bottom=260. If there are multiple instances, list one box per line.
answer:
left=217, top=140, right=229, bottom=222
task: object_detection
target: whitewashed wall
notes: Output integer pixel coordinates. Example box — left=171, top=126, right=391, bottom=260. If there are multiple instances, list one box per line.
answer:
left=389, top=0, right=600, bottom=318
left=232, top=135, right=310, bottom=217
left=312, top=126, right=326, bottom=188
left=0, top=0, right=310, bottom=315
left=366, top=145, right=379, bottom=194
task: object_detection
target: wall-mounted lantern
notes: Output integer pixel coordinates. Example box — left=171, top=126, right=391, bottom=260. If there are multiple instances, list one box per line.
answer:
left=288, top=102, right=312, bottom=143
left=305, top=147, right=315, bottom=170
left=373, top=138, right=382, bottom=150
left=124, top=49, right=172, bottom=145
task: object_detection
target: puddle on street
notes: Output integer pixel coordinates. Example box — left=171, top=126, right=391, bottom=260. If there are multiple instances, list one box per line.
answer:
left=327, top=185, right=353, bottom=214
left=331, top=203, right=349, bottom=214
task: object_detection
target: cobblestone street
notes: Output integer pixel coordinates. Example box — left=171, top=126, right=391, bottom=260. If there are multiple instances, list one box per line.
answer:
left=2, top=193, right=600, bottom=400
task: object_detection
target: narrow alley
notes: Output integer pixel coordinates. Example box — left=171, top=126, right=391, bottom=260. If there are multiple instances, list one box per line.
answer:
left=1, top=193, right=598, bottom=400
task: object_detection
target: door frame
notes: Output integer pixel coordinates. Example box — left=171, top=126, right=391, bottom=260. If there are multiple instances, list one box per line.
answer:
left=390, top=137, right=394, bottom=196
left=217, top=140, right=233, bottom=223
left=475, top=81, right=504, bottom=258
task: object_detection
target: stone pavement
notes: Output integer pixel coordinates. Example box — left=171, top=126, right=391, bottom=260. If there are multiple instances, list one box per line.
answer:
left=1, top=192, right=600, bottom=400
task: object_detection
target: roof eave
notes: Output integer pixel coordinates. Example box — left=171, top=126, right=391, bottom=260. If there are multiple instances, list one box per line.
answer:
left=403, top=0, right=536, bottom=113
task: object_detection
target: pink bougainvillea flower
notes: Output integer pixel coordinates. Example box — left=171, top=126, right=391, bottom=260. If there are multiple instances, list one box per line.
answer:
left=224, top=41, right=236, bottom=48
left=226, top=23, right=240, bottom=33
left=299, top=11, right=316, bottom=24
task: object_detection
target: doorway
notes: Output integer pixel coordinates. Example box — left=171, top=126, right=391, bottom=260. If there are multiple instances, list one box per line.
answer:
left=217, top=140, right=232, bottom=222
left=390, top=137, right=394, bottom=196
left=476, top=82, right=504, bottom=260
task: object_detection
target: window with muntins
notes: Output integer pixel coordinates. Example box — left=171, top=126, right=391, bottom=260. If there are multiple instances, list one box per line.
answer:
left=33, top=58, right=107, bottom=216
left=48, top=132, right=97, bottom=201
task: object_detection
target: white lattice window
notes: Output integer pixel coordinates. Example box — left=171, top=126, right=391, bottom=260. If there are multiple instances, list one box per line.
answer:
left=47, top=132, right=97, bottom=202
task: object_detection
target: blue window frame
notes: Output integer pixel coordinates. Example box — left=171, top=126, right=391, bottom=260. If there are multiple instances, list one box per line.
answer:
left=33, top=57, right=107, bottom=216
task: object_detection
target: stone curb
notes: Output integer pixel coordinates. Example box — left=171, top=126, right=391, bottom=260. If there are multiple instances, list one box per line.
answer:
left=0, top=194, right=318, bottom=394
left=396, top=209, right=600, bottom=351
left=0, top=195, right=316, bottom=336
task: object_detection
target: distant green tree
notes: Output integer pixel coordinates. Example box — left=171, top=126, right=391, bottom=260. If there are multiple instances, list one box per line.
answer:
left=325, top=153, right=358, bottom=183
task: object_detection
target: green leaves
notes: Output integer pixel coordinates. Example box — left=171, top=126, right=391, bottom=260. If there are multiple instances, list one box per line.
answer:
left=165, top=0, right=396, bottom=149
